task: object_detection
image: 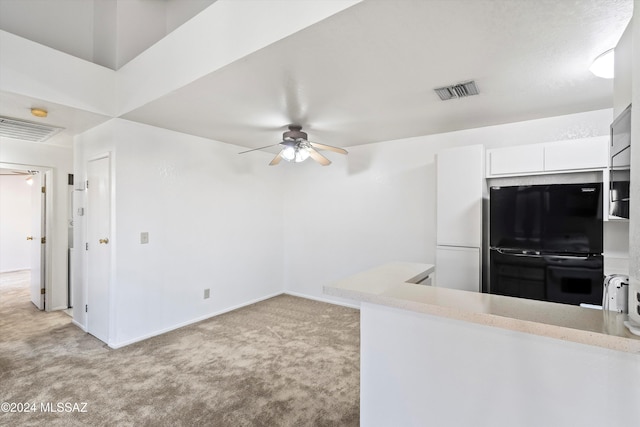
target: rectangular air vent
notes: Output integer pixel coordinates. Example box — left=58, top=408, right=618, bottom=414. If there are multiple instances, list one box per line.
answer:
left=434, top=80, right=479, bottom=101
left=0, top=116, right=63, bottom=142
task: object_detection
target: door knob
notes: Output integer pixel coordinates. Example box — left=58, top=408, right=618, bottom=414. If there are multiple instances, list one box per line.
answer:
left=26, top=236, right=33, bottom=240
left=99, top=238, right=109, bottom=244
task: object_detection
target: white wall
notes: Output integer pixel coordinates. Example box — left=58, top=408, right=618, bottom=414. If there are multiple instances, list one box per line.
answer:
left=628, top=5, right=640, bottom=325
left=0, top=138, right=73, bottom=310
left=0, top=0, right=95, bottom=63
left=0, top=175, right=31, bottom=272
left=165, top=0, right=215, bottom=34
left=116, top=0, right=362, bottom=114
left=74, top=119, right=285, bottom=347
left=614, top=17, right=633, bottom=117
left=0, top=0, right=215, bottom=70
left=284, top=109, right=615, bottom=303
left=116, top=0, right=216, bottom=69
left=115, top=0, right=166, bottom=69
left=360, top=302, right=640, bottom=427
left=0, top=30, right=116, bottom=116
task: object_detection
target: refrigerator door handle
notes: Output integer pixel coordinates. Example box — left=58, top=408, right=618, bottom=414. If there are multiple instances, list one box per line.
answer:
left=494, top=248, right=542, bottom=258
left=542, top=255, right=590, bottom=261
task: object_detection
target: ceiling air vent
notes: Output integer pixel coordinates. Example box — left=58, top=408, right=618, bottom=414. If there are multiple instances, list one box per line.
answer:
left=434, top=80, right=479, bottom=101
left=0, top=116, right=63, bottom=142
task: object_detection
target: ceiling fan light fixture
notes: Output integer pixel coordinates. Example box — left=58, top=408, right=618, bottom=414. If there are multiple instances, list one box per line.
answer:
left=282, top=145, right=310, bottom=163
left=238, top=125, right=346, bottom=166
left=294, top=147, right=310, bottom=163
left=282, top=146, right=296, bottom=161
left=589, top=48, right=615, bottom=79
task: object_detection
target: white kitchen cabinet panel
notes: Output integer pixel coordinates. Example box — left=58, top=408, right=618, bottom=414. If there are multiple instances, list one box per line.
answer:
left=436, top=144, right=484, bottom=247
left=486, top=136, right=608, bottom=178
left=435, top=246, right=480, bottom=292
left=544, top=137, right=608, bottom=171
left=487, top=144, right=544, bottom=176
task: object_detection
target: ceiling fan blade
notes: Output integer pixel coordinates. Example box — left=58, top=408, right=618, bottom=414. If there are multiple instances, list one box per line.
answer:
left=309, top=141, right=348, bottom=155
left=238, top=143, right=281, bottom=154
left=0, top=170, right=29, bottom=175
left=307, top=147, right=331, bottom=166
left=269, top=151, right=284, bottom=166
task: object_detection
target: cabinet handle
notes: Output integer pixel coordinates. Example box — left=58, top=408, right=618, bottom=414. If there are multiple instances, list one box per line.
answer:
left=99, top=238, right=109, bottom=244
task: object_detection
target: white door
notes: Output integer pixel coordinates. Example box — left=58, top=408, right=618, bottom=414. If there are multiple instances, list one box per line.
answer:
left=87, top=156, right=111, bottom=343
left=435, top=246, right=480, bottom=292
left=29, top=172, right=45, bottom=310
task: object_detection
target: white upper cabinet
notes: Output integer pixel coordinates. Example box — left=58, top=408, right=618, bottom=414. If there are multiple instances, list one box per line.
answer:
left=436, top=144, right=484, bottom=247
left=486, top=136, right=608, bottom=177
left=487, top=144, right=544, bottom=176
left=544, top=137, right=608, bottom=171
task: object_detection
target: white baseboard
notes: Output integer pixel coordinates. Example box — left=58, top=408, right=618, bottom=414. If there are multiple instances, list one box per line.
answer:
left=284, top=291, right=360, bottom=309
left=72, top=319, right=87, bottom=332
left=107, top=291, right=283, bottom=349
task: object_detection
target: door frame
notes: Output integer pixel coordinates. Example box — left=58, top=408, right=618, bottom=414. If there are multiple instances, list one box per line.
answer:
left=0, top=162, right=53, bottom=310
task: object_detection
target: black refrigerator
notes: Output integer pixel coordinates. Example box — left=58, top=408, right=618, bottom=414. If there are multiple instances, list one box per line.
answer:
left=489, top=183, right=604, bottom=305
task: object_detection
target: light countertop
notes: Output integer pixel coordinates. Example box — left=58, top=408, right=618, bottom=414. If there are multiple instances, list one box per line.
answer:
left=324, top=262, right=640, bottom=354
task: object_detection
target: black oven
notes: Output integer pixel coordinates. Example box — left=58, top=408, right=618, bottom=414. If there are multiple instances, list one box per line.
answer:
left=490, top=250, right=603, bottom=306
left=545, top=255, right=603, bottom=305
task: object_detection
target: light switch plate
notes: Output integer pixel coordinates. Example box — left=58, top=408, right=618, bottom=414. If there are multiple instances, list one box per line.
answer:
left=140, top=232, right=149, bottom=244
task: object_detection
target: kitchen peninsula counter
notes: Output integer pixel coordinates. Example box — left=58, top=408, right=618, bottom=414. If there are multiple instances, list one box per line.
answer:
left=324, top=262, right=640, bottom=354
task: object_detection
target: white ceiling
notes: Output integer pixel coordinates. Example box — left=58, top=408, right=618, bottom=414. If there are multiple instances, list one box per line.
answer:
left=0, top=0, right=216, bottom=70
left=0, top=0, right=634, bottom=151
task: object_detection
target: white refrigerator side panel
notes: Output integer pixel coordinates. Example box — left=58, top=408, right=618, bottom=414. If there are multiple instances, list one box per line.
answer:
left=435, top=246, right=480, bottom=292
left=436, top=145, right=483, bottom=247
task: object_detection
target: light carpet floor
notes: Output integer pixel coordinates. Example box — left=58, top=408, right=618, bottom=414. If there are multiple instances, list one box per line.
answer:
left=0, top=271, right=360, bottom=426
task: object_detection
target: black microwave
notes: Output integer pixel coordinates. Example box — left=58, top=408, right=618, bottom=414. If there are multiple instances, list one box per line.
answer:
left=610, top=104, right=631, bottom=219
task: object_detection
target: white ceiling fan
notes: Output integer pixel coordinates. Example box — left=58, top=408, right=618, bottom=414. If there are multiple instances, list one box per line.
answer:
left=0, top=169, right=40, bottom=185
left=239, top=125, right=348, bottom=166
left=0, top=169, right=39, bottom=176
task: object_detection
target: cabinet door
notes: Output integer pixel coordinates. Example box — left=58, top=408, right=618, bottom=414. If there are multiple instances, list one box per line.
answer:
left=544, top=137, right=608, bottom=171
left=487, top=144, right=544, bottom=176
left=435, top=246, right=480, bottom=292
left=436, top=145, right=483, bottom=247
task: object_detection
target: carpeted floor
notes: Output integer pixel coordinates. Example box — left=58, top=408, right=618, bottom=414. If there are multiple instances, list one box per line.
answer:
left=0, top=271, right=360, bottom=426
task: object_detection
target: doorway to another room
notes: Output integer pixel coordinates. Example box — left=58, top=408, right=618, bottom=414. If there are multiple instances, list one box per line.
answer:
left=0, top=165, right=55, bottom=312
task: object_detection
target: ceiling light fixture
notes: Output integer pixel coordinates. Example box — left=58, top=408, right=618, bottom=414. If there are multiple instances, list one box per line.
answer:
left=25, top=170, right=39, bottom=185
left=589, top=48, right=615, bottom=79
left=281, top=140, right=311, bottom=163
left=31, top=108, right=48, bottom=118
left=238, top=125, right=347, bottom=166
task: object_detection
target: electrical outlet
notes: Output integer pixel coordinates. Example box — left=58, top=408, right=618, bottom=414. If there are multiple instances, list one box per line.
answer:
left=140, top=232, right=149, bottom=244
left=204, top=289, right=210, bottom=299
